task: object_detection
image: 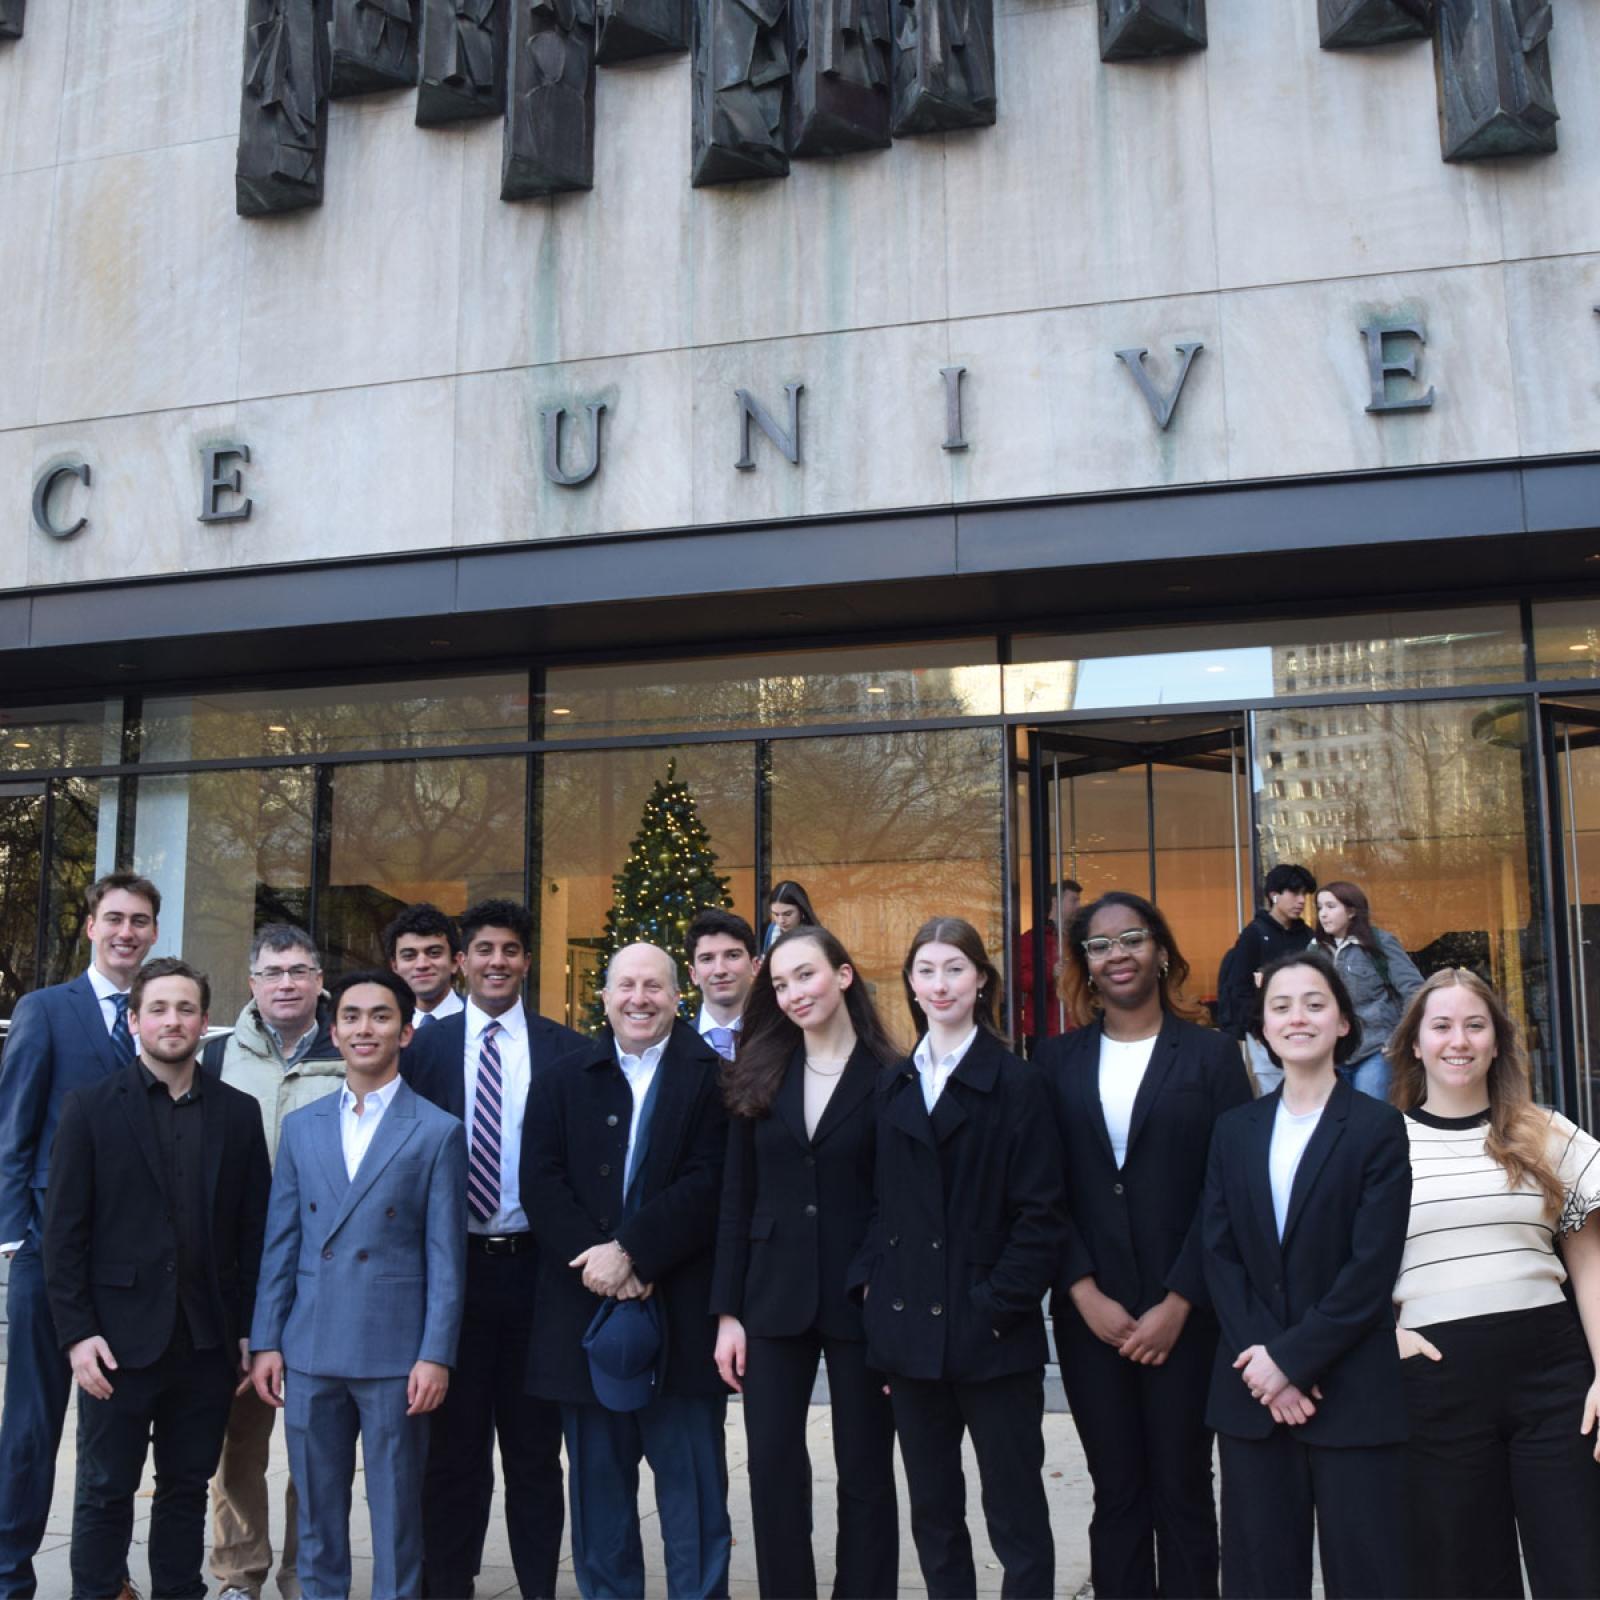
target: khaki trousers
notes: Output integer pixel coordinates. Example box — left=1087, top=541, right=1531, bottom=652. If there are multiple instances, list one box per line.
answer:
left=209, top=1383, right=300, bottom=1599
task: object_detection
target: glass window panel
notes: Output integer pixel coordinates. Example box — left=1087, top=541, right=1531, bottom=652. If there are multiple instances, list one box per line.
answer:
left=130, top=768, right=315, bottom=1023
left=0, top=783, right=45, bottom=1017
left=320, top=757, right=528, bottom=978
left=1252, top=697, right=1550, bottom=1101
left=1533, top=598, right=1600, bottom=680
left=769, top=727, right=1004, bottom=1052
left=0, top=700, right=122, bottom=773
left=538, top=747, right=757, bottom=1029
left=138, top=674, right=529, bottom=762
left=44, top=777, right=109, bottom=989
left=1549, top=702, right=1600, bottom=1128
left=1008, top=607, right=1524, bottom=716
left=541, top=640, right=1001, bottom=740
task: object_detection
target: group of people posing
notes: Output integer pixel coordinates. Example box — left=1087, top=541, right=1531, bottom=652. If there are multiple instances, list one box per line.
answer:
left=0, top=869, right=1597, bottom=1600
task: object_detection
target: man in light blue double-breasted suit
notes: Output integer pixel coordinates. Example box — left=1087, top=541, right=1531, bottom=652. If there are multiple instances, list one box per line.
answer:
left=250, top=969, right=467, bottom=1600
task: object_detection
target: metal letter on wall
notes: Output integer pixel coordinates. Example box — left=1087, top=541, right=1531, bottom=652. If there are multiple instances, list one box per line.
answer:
left=1361, top=322, right=1436, bottom=413
left=691, top=0, right=791, bottom=184
left=331, top=0, right=420, bottom=96
left=32, top=462, right=91, bottom=540
left=890, top=0, right=996, bottom=135
left=237, top=0, right=331, bottom=217
left=595, top=0, right=687, bottom=64
left=417, top=0, right=508, bottom=123
left=0, top=0, right=24, bottom=41
left=1115, top=343, right=1203, bottom=430
left=1434, top=0, right=1557, bottom=161
left=502, top=0, right=597, bottom=198
left=1318, top=0, right=1432, bottom=49
left=1098, top=0, right=1205, bottom=63
left=941, top=366, right=968, bottom=452
left=541, top=404, right=605, bottom=486
left=788, top=0, right=891, bottom=156
left=198, top=444, right=255, bottom=524
left=735, top=384, right=803, bottom=468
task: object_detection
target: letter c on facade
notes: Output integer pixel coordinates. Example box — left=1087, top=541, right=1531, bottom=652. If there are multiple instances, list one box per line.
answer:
left=32, top=461, right=92, bottom=539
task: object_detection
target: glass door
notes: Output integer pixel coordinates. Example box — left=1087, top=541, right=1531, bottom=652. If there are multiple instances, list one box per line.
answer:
left=1546, top=699, right=1600, bottom=1130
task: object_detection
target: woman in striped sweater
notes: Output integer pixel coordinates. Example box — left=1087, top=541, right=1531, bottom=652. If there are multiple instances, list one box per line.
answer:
left=1389, top=968, right=1600, bottom=1599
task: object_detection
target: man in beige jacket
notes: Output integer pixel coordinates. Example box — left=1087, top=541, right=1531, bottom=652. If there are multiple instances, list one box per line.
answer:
left=200, top=924, right=344, bottom=1600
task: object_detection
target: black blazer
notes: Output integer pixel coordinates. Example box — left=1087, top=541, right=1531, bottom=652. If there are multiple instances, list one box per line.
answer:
left=848, top=1029, right=1065, bottom=1383
left=710, top=1040, right=883, bottom=1342
left=521, top=1020, right=729, bottom=1404
left=1041, top=1014, right=1252, bottom=1317
left=1201, top=1075, right=1411, bottom=1446
left=43, top=1064, right=272, bottom=1370
left=400, top=1002, right=587, bottom=1121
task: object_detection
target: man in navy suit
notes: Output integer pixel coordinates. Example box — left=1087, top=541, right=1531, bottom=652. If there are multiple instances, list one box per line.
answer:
left=0, top=870, right=161, bottom=1598
left=250, top=969, right=467, bottom=1600
left=401, top=899, right=585, bottom=1599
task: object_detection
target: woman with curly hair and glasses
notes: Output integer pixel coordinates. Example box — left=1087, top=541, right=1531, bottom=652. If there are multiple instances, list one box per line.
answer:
left=1389, top=967, right=1600, bottom=1599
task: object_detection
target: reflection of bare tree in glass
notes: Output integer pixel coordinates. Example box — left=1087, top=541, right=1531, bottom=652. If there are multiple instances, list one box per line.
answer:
left=0, top=794, right=44, bottom=1018
left=45, top=778, right=102, bottom=989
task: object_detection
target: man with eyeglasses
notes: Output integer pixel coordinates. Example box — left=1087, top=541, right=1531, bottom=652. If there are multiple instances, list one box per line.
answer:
left=200, top=924, right=344, bottom=1600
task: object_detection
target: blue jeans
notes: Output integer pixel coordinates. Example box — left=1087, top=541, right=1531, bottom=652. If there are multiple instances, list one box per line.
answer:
left=1339, top=1050, right=1392, bottom=1101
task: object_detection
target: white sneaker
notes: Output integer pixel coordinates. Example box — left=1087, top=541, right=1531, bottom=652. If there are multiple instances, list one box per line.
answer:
left=218, top=1589, right=256, bottom=1600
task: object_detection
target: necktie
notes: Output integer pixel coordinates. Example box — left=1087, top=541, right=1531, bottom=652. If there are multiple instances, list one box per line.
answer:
left=110, top=993, right=136, bottom=1066
left=707, top=1026, right=737, bottom=1061
left=467, top=1021, right=503, bottom=1224
left=415, top=1011, right=434, bottom=1028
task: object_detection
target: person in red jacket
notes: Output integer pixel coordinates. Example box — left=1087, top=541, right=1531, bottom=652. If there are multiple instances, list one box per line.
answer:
left=1018, top=880, right=1081, bottom=1056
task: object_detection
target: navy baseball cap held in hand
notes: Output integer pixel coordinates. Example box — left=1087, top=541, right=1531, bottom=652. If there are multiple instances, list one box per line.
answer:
left=582, top=1295, right=662, bottom=1412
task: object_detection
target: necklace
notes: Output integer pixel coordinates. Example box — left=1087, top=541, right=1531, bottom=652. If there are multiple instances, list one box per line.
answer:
left=805, top=1055, right=848, bottom=1077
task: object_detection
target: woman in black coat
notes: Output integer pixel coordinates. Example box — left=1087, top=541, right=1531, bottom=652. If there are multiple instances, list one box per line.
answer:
left=850, top=916, right=1065, bottom=1600
left=1039, top=890, right=1251, bottom=1600
left=1202, top=948, right=1412, bottom=1600
left=710, top=924, right=899, bottom=1599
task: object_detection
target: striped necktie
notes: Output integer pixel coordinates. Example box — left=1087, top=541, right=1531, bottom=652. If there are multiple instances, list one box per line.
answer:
left=467, top=1020, right=503, bottom=1224
left=707, top=1026, right=737, bottom=1061
left=110, top=993, right=137, bottom=1066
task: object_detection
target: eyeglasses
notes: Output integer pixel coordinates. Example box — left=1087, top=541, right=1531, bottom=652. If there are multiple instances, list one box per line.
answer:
left=251, top=964, right=321, bottom=982
left=1082, top=930, right=1152, bottom=960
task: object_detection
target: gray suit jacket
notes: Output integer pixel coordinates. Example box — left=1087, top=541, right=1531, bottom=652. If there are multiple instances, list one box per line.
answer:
left=249, top=1078, right=467, bottom=1378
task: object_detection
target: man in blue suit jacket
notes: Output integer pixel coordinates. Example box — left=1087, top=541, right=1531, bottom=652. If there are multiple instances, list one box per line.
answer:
left=0, top=870, right=160, bottom=1598
left=250, top=970, right=467, bottom=1600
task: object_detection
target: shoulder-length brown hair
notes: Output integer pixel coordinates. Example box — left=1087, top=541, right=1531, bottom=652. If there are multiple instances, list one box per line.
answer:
left=1388, top=967, right=1564, bottom=1219
left=1057, top=890, right=1205, bottom=1028
left=722, top=925, right=896, bottom=1120
left=901, top=917, right=1006, bottom=1043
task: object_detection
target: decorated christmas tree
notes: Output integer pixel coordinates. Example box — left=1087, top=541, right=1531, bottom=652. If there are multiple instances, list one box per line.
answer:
left=584, top=761, right=734, bottom=1031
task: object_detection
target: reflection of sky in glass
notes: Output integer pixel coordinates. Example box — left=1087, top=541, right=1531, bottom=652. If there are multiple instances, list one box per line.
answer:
left=1074, top=648, right=1277, bottom=709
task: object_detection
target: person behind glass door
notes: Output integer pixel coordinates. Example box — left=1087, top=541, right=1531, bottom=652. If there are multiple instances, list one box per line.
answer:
left=1219, top=864, right=1317, bottom=1097
left=1387, top=968, right=1600, bottom=1599
left=1017, top=878, right=1081, bottom=1057
left=1201, top=948, right=1411, bottom=1600
left=849, top=917, right=1064, bottom=1599
left=1039, top=891, right=1252, bottom=1600
left=763, top=881, right=819, bottom=953
left=1312, top=882, right=1422, bottom=1103
left=711, top=925, right=900, bottom=1599
left=384, top=903, right=465, bottom=1032
left=686, top=908, right=759, bottom=1062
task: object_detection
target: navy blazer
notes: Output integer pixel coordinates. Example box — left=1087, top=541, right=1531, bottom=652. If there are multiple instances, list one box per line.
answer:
left=710, top=1040, right=884, bottom=1341
left=400, top=1002, right=587, bottom=1125
left=1201, top=1075, right=1411, bottom=1446
left=0, top=972, right=126, bottom=1243
left=521, top=1020, right=728, bottom=1404
left=1041, top=1014, right=1252, bottom=1317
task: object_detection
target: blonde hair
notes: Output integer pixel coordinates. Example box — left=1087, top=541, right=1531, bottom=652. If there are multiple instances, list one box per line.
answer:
left=1388, top=968, right=1564, bottom=1220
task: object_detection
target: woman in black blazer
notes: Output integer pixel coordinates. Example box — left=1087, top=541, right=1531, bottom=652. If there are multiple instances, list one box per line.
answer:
left=850, top=916, right=1065, bottom=1600
left=710, top=924, right=899, bottom=1599
left=1039, top=890, right=1251, bottom=1600
left=1201, top=947, right=1412, bottom=1600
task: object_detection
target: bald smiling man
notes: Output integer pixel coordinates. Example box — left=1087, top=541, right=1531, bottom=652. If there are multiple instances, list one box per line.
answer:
left=521, top=943, right=733, bottom=1600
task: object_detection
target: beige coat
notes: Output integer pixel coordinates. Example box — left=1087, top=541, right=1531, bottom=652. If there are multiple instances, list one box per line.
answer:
left=210, top=1001, right=345, bottom=1163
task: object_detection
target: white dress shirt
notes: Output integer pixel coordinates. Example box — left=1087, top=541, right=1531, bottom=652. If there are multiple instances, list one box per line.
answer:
left=339, top=1075, right=402, bottom=1181
left=86, top=963, right=130, bottom=1035
left=412, top=988, right=464, bottom=1032
left=913, top=1027, right=978, bottom=1113
left=464, top=999, right=532, bottom=1235
left=694, top=1005, right=742, bottom=1041
left=615, top=1037, right=667, bottom=1189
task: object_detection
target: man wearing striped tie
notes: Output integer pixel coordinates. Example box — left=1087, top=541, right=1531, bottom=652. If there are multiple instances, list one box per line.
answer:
left=401, top=899, right=585, bottom=1600
left=685, top=909, right=759, bottom=1063
left=0, top=870, right=160, bottom=1599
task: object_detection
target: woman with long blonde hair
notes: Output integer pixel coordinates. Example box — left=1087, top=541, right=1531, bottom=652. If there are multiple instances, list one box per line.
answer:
left=1388, top=967, right=1600, bottom=1598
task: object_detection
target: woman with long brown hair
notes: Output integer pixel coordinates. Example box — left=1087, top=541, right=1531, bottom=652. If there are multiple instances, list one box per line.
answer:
left=1388, top=968, right=1600, bottom=1598
left=850, top=917, right=1064, bottom=1599
left=1041, top=890, right=1251, bottom=1599
left=709, top=924, right=899, bottom=1598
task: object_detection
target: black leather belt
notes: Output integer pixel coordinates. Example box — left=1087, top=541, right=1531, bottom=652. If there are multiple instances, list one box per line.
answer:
left=470, top=1232, right=531, bottom=1256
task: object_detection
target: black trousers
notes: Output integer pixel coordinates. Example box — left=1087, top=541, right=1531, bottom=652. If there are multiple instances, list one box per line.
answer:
left=422, top=1242, right=564, bottom=1599
left=1218, top=1429, right=1406, bottom=1600
left=1404, top=1301, right=1600, bottom=1599
left=1056, top=1307, right=1219, bottom=1599
left=741, top=1329, right=897, bottom=1599
left=889, top=1368, right=1054, bottom=1600
left=71, top=1333, right=235, bottom=1600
